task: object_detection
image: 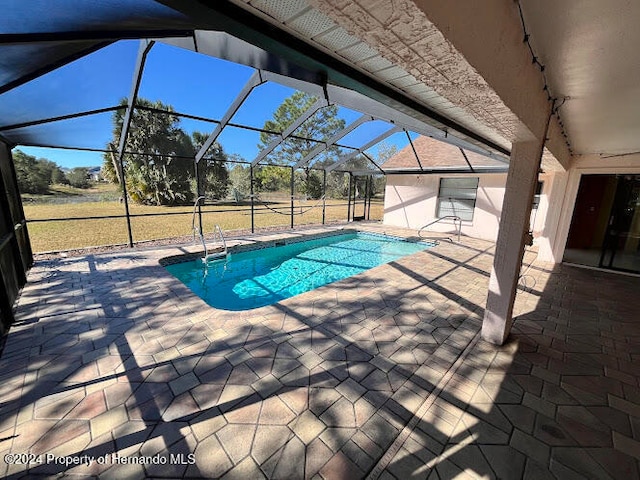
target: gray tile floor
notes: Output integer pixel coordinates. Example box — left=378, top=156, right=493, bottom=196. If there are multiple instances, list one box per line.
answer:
left=1, top=224, right=639, bottom=479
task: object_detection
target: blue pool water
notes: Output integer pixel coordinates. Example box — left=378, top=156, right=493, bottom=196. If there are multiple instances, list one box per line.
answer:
left=165, top=232, right=433, bottom=311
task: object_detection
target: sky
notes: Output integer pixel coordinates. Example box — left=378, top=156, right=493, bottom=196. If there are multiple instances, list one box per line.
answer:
left=7, top=40, right=416, bottom=169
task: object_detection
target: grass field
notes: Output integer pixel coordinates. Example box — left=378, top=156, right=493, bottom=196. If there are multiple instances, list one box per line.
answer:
left=23, top=184, right=384, bottom=252
left=21, top=183, right=121, bottom=204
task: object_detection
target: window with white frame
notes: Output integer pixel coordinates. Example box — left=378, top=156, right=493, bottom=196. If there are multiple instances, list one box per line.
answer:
left=436, top=177, right=479, bottom=221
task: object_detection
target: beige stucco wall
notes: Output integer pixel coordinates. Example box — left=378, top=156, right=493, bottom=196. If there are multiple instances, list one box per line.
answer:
left=383, top=154, right=640, bottom=264
left=383, top=173, right=509, bottom=241
left=383, top=172, right=560, bottom=247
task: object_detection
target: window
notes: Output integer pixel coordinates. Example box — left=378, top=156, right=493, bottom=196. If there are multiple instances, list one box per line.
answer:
left=437, top=177, right=479, bottom=221
left=532, top=181, right=544, bottom=210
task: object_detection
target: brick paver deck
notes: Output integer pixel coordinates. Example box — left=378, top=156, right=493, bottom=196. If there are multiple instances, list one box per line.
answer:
left=1, top=224, right=638, bottom=479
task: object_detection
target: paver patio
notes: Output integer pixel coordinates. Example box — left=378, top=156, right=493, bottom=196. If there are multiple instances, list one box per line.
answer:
left=0, top=224, right=639, bottom=479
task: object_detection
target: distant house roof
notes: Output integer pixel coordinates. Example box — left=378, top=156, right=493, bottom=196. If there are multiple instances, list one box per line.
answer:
left=383, top=136, right=507, bottom=171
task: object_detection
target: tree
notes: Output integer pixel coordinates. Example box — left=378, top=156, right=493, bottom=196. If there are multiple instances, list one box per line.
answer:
left=192, top=131, right=229, bottom=201
left=32, top=158, right=68, bottom=186
left=50, top=164, right=69, bottom=185
left=13, top=150, right=51, bottom=194
left=67, top=167, right=91, bottom=189
left=103, top=98, right=194, bottom=206
left=228, top=163, right=251, bottom=201
left=295, top=169, right=323, bottom=199
left=253, top=165, right=290, bottom=193
left=256, top=91, right=345, bottom=193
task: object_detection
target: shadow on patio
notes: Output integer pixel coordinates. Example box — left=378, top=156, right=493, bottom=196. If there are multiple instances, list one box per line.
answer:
left=381, top=262, right=640, bottom=479
left=0, top=231, right=638, bottom=479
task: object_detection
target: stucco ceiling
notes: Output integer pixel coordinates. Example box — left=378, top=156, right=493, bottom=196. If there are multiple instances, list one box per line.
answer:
left=229, top=0, right=640, bottom=161
left=521, top=0, right=640, bottom=157
left=228, top=0, right=515, bottom=153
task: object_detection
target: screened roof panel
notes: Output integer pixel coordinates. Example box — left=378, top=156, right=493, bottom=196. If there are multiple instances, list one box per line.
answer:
left=336, top=153, right=375, bottom=173
left=337, top=120, right=395, bottom=149
left=264, top=142, right=296, bottom=166
left=121, top=108, right=220, bottom=156
left=368, top=132, right=415, bottom=168
left=230, top=83, right=301, bottom=132
left=0, top=0, right=197, bottom=95
left=306, top=146, right=354, bottom=170
left=215, top=125, right=278, bottom=163
left=383, top=135, right=475, bottom=171
left=180, top=118, right=219, bottom=138
left=0, top=41, right=138, bottom=128
left=305, top=150, right=329, bottom=170
left=0, top=0, right=511, bottom=175
left=1, top=0, right=193, bottom=34
left=262, top=137, right=324, bottom=166
left=0, top=41, right=107, bottom=93
left=0, top=5, right=508, bottom=173
left=335, top=106, right=365, bottom=124
left=290, top=105, right=347, bottom=142
left=137, top=43, right=256, bottom=119
left=465, top=150, right=509, bottom=168
left=1, top=112, right=114, bottom=150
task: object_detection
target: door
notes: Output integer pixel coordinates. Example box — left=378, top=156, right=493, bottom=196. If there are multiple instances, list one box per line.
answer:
left=600, top=175, right=640, bottom=273
left=351, top=175, right=371, bottom=221
left=566, top=175, right=610, bottom=249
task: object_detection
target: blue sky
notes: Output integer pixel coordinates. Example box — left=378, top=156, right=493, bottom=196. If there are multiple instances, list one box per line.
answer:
left=11, top=40, right=414, bottom=168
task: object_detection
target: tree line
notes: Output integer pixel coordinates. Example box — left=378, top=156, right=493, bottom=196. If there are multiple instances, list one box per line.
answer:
left=13, top=150, right=92, bottom=194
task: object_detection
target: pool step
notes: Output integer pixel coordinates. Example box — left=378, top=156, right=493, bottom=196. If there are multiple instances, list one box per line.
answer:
left=203, top=250, right=228, bottom=263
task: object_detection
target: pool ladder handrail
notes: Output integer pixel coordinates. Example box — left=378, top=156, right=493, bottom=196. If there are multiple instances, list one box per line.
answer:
left=203, top=224, right=228, bottom=263
left=418, top=215, right=462, bottom=242
left=192, top=196, right=207, bottom=255
left=191, top=196, right=228, bottom=262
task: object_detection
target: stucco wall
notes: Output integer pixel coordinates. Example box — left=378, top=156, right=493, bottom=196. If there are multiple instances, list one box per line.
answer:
left=383, top=173, right=509, bottom=241
left=383, top=156, right=640, bottom=264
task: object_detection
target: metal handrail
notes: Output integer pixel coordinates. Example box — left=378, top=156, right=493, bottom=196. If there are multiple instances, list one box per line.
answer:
left=201, top=223, right=228, bottom=263
left=208, top=224, right=228, bottom=259
left=418, top=215, right=462, bottom=242
left=192, top=196, right=229, bottom=262
left=191, top=196, right=207, bottom=256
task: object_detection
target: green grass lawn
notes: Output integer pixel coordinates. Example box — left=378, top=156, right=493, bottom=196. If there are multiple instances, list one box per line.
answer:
left=24, top=191, right=384, bottom=252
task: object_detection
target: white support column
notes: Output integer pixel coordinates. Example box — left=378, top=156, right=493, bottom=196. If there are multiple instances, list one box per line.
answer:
left=482, top=140, right=547, bottom=345
left=535, top=171, right=570, bottom=263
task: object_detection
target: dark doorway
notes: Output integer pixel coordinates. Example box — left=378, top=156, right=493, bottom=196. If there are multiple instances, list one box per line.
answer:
left=564, top=174, right=640, bottom=273
left=599, top=175, right=640, bottom=272
left=566, top=175, right=612, bottom=249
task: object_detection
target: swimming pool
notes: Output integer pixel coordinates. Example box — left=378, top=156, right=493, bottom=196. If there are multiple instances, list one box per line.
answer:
left=164, top=232, right=434, bottom=311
